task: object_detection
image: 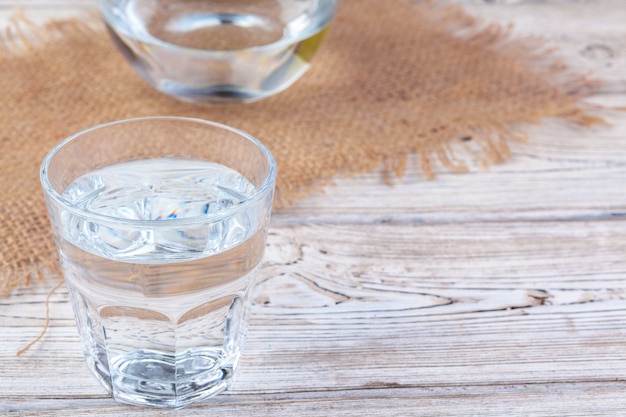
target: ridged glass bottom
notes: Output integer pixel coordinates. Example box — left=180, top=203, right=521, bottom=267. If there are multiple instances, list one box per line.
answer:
left=106, top=348, right=232, bottom=408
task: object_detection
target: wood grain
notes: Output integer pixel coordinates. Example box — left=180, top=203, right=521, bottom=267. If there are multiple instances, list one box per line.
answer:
left=4, top=220, right=626, bottom=414
left=2, top=1, right=626, bottom=416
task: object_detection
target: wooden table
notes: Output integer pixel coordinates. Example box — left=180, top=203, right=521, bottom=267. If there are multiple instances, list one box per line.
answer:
left=2, top=1, right=626, bottom=415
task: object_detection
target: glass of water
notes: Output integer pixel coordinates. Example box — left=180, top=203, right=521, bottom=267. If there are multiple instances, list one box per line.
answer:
left=40, top=117, right=277, bottom=408
left=98, top=0, right=337, bottom=103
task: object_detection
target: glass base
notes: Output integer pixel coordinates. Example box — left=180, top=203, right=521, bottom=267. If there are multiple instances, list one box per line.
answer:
left=157, top=82, right=278, bottom=104
left=99, top=348, right=234, bottom=409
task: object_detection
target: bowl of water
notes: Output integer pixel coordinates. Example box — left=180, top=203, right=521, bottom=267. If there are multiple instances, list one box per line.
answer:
left=98, top=0, right=337, bottom=103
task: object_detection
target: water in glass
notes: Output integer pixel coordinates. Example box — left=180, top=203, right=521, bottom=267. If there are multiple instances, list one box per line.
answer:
left=57, top=157, right=265, bottom=408
left=99, top=0, right=337, bottom=102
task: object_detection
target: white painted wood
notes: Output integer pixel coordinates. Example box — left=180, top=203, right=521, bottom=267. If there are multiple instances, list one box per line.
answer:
left=2, top=1, right=626, bottom=416
left=459, top=3, right=626, bottom=93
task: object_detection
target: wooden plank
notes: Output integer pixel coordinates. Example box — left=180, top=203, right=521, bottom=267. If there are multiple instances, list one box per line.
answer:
left=3, top=221, right=626, bottom=409
left=3, top=383, right=626, bottom=417
left=459, top=3, right=626, bottom=93
left=276, top=97, right=626, bottom=223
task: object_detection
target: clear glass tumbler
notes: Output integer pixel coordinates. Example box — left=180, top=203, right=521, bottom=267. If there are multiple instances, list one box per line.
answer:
left=98, top=0, right=337, bottom=103
left=40, top=117, right=277, bottom=408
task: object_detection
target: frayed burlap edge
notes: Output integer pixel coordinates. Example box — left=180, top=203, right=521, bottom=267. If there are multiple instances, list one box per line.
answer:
left=0, top=2, right=608, bottom=301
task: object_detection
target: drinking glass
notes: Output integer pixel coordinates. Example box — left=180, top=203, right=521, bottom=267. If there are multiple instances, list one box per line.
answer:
left=40, top=117, right=277, bottom=408
left=98, top=0, right=337, bottom=103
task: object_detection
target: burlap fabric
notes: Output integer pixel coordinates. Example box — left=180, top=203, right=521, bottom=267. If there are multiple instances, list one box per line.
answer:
left=0, top=0, right=602, bottom=296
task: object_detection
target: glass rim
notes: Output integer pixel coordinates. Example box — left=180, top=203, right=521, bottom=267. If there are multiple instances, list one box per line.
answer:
left=98, top=0, right=338, bottom=55
left=40, top=116, right=277, bottom=228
